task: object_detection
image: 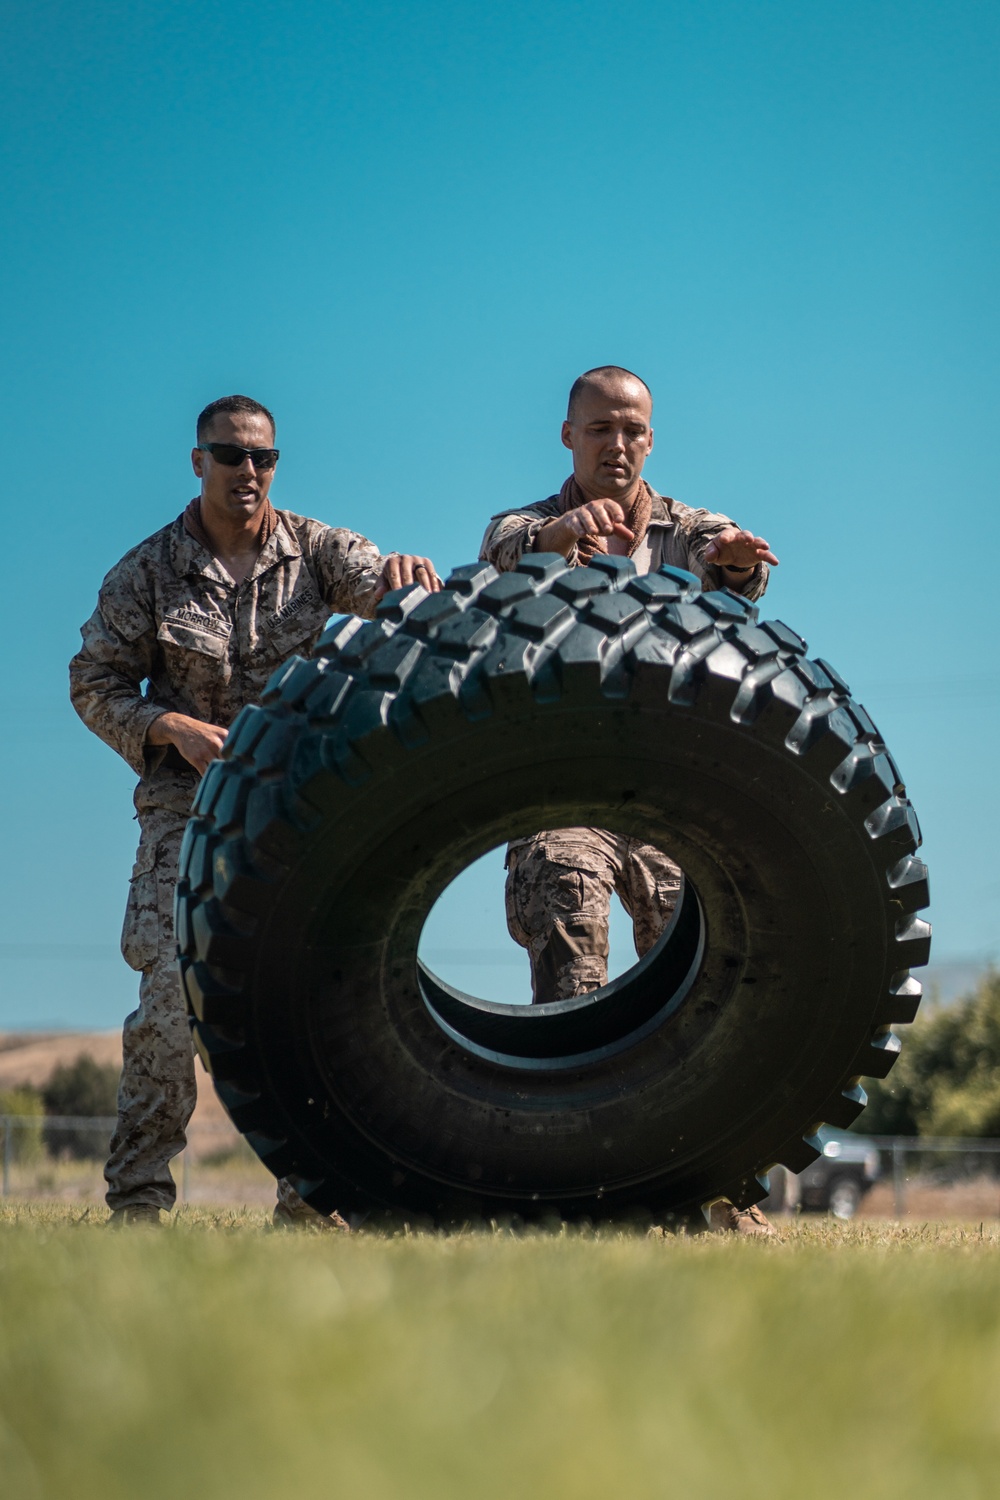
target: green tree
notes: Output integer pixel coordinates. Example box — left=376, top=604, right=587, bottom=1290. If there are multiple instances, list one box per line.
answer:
left=42, top=1054, right=120, bottom=1159
left=857, top=971, right=1000, bottom=1138
left=0, top=1085, right=45, bottom=1164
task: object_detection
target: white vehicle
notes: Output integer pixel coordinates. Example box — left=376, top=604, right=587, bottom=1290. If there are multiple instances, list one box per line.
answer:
left=762, top=1128, right=881, bottom=1219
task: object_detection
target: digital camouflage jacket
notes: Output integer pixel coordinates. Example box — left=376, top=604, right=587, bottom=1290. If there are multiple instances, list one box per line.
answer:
left=70, top=507, right=385, bottom=814
left=479, top=483, right=770, bottom=600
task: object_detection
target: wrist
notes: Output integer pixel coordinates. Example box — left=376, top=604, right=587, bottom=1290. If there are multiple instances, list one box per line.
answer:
left=721, top=561, right=754, bottom=574
left=534, top=519, right=573, bottom=557
left=147, top=711, right=188, bottom=747
left=146, top=713, right=173, bottom=747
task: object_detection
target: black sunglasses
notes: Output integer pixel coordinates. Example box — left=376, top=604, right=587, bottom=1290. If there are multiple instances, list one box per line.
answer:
left=198, top=443, right=280, bottom=471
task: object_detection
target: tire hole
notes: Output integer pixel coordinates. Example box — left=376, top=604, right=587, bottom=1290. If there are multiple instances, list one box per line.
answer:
left=416, top=845, right=683, bottom=1005
left=415, top=841, right=704, bottom=1070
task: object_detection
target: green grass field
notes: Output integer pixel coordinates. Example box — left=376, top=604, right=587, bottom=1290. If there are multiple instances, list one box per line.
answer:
left=1, top=1207, right=998, bottom=1500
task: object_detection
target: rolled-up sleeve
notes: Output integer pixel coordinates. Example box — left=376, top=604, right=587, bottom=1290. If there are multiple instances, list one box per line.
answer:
left=669, top=505, right=770, bottom=601
left=69, top=588, right=166, bottom=777
left=480, top=501, right=566, bottom=572
left=312, top=527, right=386, bottom=619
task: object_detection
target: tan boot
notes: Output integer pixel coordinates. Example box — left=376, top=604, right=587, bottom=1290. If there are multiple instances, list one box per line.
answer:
left=709, top=1200, right=775, bottom=1237
left=272, top=1201, right=350, bottom=1233
left=107, top=1205, right=163, bottom=1228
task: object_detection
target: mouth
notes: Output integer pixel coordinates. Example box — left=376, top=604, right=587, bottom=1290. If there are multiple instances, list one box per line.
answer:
left=231, top=485, right=258, bottom=503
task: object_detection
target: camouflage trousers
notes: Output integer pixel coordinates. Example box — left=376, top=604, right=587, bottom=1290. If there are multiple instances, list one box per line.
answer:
left=107, top=806, right=314, bottom=1220
left=505, top=829, right=683, bottom=1005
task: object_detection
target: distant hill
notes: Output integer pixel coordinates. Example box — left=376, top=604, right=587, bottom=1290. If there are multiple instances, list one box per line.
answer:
left=0, top=1031, right=240, bottom=1157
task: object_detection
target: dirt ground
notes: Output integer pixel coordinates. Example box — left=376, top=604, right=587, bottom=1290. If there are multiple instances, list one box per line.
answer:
left=860, top=1175, right=1000, bottom=1220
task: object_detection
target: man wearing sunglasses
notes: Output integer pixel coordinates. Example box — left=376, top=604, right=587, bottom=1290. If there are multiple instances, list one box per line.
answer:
left=70, top=393, right=441, bottom=1229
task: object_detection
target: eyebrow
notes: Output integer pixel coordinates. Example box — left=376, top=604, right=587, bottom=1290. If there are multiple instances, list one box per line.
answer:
left=585, top=416, right=649, bottom=426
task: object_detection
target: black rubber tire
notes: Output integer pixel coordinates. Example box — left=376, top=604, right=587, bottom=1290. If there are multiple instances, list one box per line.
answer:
left=175, top=553, right=930, bottom=1226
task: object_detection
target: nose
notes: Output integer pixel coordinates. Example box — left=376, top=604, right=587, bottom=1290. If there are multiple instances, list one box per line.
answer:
left=609, top=429, right=626, bottom=454
left=236, top=453, right=257, bottom=476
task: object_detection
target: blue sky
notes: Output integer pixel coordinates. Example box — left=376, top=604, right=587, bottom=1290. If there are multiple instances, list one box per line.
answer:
left=1, top=0, right=997, bottom=1027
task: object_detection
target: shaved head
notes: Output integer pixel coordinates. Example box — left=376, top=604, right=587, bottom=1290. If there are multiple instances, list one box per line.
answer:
left=567, top=366, right=652, bottom=423
left=561, top=366, right=654, bottom=504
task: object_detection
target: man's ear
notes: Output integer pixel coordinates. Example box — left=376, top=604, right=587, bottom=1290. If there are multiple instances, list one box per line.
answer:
left=647, top=426, right=654, bottom=455
left=561, top=420, right=573, bottom=451
left=192, top=447, right=204, bottom=479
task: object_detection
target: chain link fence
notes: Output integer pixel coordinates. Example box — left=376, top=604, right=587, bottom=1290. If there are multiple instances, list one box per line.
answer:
left=752, top=1135, right=1000, bottom=1220
left=3, top=1116, right=1000, bottom=1216
left=0, top=1114, right=274, bottom=1206
left=867, top=1136, right=1000, bottom=1220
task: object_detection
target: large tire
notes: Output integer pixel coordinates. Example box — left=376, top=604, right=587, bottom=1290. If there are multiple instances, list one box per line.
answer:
left=175, top=554, right=930, bottom=1225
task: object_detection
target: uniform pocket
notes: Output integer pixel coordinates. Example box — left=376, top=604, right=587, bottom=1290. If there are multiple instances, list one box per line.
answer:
left=508, top=851, right=610, bottom=945
left=157, top=614, right=232, bottom=659
left=258, top=588, right=332, bottom=665
left=504, top=849, right=530, bottom=948
left=120, top=826, right=185, bottom=972
left=120, top=842, right=158, bottom=971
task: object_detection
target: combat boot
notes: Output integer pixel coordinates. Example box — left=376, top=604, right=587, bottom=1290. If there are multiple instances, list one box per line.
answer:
left=107, top=1205, right=163, bottom=1228
left=709, top=1201, right=775, bottom=1237
left=272, top=1202, right=350, bottom=1233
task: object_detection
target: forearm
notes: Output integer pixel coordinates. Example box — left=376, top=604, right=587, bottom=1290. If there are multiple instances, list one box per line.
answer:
left=676, top=508, right=773, bottom=601
left=533, top=517, right=576, bottom=559
left=146, top=711, right=195, bottom=746
left=480, top=514, right=564, bottom=572
left=145, top=711, right=228, bottom=775
left=717, top=560, right=769, bottom=600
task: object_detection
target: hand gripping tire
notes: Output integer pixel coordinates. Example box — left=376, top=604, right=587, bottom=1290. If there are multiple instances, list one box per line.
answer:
left=175, top=554, right=930, bottom=1226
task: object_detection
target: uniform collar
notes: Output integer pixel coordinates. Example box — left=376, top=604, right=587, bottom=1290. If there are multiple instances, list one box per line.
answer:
left=169, top=505, right=302, bottom=584
left=252, top=510, right=302, bottom=576
left=646, top=488, right=672, bottom=527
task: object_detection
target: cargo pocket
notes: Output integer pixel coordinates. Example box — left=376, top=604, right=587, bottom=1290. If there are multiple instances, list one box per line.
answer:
left=504, top=849, right=530, bottom=949
left=120, top=842, right=159, bottom=971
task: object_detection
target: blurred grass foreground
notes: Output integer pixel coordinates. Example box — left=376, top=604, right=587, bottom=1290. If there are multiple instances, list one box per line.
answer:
left=0, top=1210, right=998, bottom=1500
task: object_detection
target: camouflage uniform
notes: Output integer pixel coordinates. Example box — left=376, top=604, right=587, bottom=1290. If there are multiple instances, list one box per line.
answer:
left=480, top=484, right=771, bottom=1004
left=505, top=831, right=684, bottom=1001
left=70, top=508, right=385, bottom=1213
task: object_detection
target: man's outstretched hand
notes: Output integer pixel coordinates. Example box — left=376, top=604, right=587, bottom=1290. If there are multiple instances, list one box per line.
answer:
left=703, top=527, right=779, bottom=571
left=374, top=553, right=443, bottom=600
left=534, top=499, right=634, bottom=558
left=147, top=712, right=228, bottom=776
